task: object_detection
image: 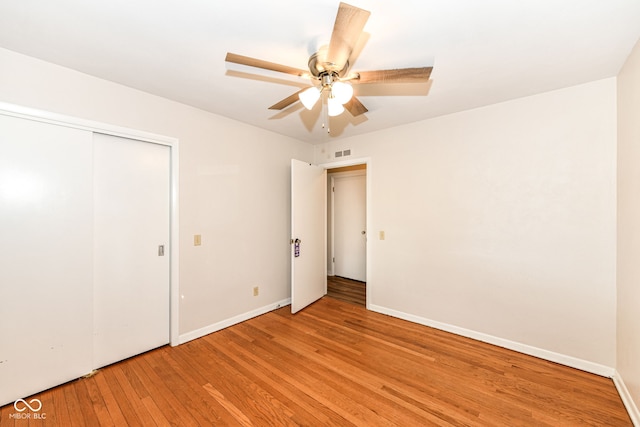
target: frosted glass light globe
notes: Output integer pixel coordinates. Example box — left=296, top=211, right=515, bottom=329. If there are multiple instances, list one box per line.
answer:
left=327, top=96, right=345, bottom=116
left=299, top=86, right=321, bottom=110
left=331, top=81, right=353, bottom=105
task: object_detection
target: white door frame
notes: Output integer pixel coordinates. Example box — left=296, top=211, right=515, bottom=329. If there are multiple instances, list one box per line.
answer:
left=329, top=175, right=336, bottom=277
left=319, top=157, right=371, bottom=309
left=0, top=101, right=181, bottom=346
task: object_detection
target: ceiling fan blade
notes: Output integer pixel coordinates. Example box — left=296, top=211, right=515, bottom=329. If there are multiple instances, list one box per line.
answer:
left=326, top=3, right=371, bottom=71
left=344, top=96, right=368, bottom=116
left=268, top=89, right=306, bottom=110
left=226, top=52, right=309, bottom=77
left=353, top=67, right=433, bottom=84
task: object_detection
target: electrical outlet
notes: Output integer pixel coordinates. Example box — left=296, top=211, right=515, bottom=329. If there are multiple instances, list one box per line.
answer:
left=253, top=286, right=259, bottom=296
left=194, top=234, right=202, bottom=246
left=379, top=231, right=385, bottom=240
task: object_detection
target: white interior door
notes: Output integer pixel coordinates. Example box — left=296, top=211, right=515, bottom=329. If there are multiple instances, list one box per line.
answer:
left=291, top=159, right=326, bottom=313
left=334, top=174, right=366, bottom=281
left=0, top=115, right=94, bottom=406
left=93, top=133, right=170, bottom=369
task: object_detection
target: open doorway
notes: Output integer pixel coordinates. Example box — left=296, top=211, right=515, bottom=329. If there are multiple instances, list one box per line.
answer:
left=327, top=164, right=366, bottom=306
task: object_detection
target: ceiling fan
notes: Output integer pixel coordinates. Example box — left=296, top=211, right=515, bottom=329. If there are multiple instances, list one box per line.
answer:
left=225, top=2, right=432, bottom=121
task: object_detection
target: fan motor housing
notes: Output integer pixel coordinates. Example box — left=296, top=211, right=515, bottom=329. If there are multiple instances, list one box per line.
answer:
left=308, top=52, right=349, bottom=78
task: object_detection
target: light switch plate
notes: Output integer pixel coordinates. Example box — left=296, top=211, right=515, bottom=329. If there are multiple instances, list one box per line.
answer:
left=194, top=234, right=202, bottom=246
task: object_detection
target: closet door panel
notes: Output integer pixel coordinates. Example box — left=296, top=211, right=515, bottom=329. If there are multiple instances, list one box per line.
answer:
left=0, top=115, right=93, bottom=406
left=93, top=133, right=170, bottom=369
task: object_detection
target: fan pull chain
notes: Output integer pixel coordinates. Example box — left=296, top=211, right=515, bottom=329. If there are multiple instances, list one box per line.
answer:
left=322, top=91, right=330, bottom=134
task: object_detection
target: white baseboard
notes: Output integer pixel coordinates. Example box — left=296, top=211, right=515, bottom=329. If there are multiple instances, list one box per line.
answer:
left=369, top=304, right=615, bottom=378
left=613, top=370, right=640, bottom=426
left=177, top=298, right=291, bottom=345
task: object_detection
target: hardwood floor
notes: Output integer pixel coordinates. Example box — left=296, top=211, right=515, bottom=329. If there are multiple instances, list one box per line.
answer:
left=1, top=297, right=631, bottom=426
left=327, top=275, right=366, bottom=306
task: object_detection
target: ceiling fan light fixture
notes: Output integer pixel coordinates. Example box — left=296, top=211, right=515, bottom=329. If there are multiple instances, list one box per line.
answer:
left=299, top=86, right=321, bottom=110
left=327, top=96, right=345, bottom=117
left=226, top=3, right=433, bottom=126
left=331, top=81, right=353, bottom=104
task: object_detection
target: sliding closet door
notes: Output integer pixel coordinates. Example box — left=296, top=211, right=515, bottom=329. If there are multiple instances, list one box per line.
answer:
left=93, top=133, right=170, bottom=369
left=0, top=115, right=93, bottom=406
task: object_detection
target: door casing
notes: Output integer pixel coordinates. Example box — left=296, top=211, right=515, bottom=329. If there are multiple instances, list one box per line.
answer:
left=320, top=157, right=371, bottom=308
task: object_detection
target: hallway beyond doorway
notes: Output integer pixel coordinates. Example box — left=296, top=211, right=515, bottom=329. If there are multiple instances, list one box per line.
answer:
left=327, top=275, right=365, bottom=306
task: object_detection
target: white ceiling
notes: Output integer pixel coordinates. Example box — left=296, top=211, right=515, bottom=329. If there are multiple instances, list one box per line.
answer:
left=1, top=1, right=639, bottom=144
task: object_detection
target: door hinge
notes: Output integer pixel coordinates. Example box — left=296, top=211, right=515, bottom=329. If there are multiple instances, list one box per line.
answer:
left=332, top=257, right=335, bottom=263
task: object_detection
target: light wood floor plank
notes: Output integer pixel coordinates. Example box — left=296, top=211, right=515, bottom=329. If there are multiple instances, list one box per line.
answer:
left=140, top=395, right=171, bottom=427
left=156, top=345, right=246, bottom=425
left=130, top=355, right=200, bottom=426
left=144, top=349, right=216, bottom=426
left=224, top=324, right=389, bottom=426
left=256, top=313, right=472, bottom=426
left=93, top=371, right=127, bottom=427
left=199, top=334, right=347, bottom=425
left=110, top=366, right=156, bottom=427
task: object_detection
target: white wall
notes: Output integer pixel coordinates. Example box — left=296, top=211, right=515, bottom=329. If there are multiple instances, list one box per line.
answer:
left=0, top=45, right=624, bottom=377
left=0, top=47, right=314, bottom=338
left=617, top=38, right=640, bottom=420
left=316, top=78, right=618, bottom=370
